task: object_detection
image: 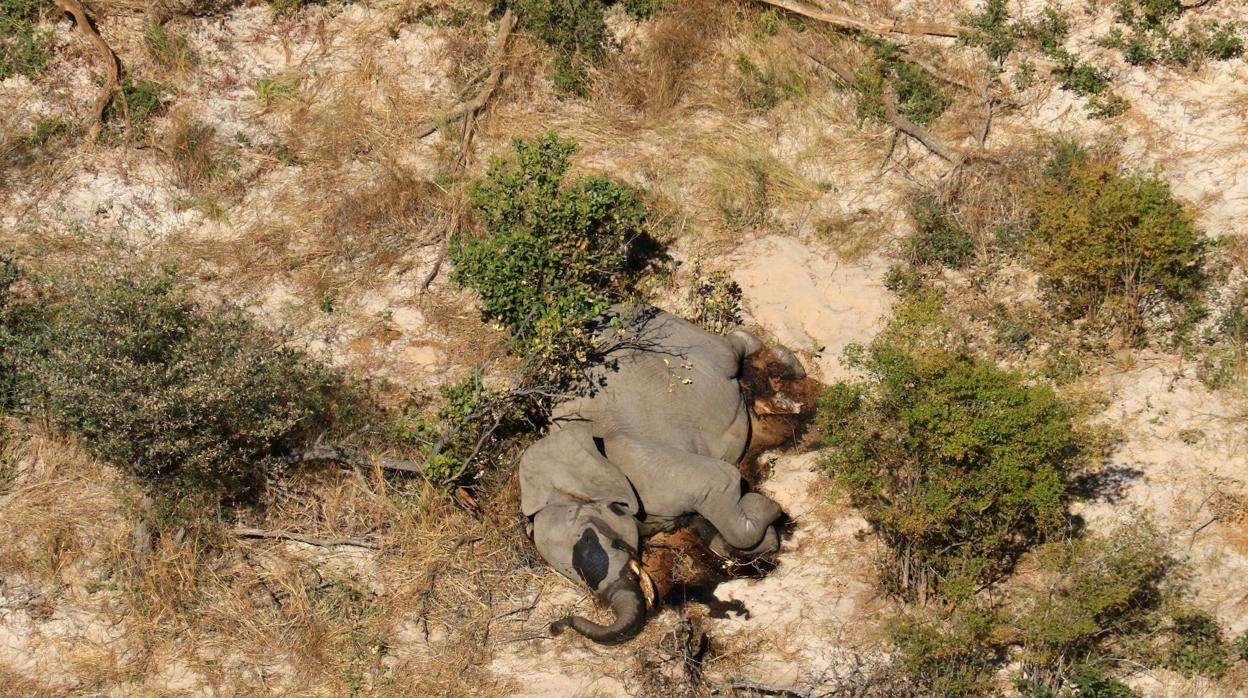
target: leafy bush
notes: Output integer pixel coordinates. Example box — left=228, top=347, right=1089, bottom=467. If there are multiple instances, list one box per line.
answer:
left=103, top=78, right=167, bottom=142
left=1167, top=611, right=1231, bottom=679
left=854, top=44, right=950, bottom=127
left=0, top=0, right=51, bottom=81
left=2, top=264, right=339, bottom=501
left=817, top=299, right=1083, bottom=598
left=451, top=132, right=647, bottom=345
left=498, top=0, right=664, bottom=93
left=1014, top=520, right=1177, bottom=692
left=445, top=132, right=652, bottom=484
left=892, top=602, right=1004, bottom=697
left=906, top=193, right=975, bottom=269
left=688, top=262, right=742, bottom=334
left=1026, top=140, right=1204, bottom=338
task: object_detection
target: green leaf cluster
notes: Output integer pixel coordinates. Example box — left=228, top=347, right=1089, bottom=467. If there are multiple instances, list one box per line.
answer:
left=452, top=132, right=646, bottom=348
left=1026, top=141, right=1204, bottom=338
left=0, top=0, right=51, bottom=80
left=853, top=42, right=950, bottom=127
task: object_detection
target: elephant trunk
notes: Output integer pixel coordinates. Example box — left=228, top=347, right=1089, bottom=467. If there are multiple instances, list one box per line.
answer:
left=552, top=581, right=645, bottom=645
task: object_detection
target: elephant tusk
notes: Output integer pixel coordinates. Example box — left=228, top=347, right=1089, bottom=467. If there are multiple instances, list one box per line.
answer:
left=630, top=559, right=658, bottom=609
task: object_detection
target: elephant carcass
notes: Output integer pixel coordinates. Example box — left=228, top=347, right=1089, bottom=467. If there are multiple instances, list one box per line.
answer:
left=522, top=305, right=795, bottom=643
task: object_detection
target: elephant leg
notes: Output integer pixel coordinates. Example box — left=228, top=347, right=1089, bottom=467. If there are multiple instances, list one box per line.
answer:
left=698, top=488, right=782, bottom=552
left=726, top=329, right=763, bottom=361
left=603, top=436, right=782, bottom=554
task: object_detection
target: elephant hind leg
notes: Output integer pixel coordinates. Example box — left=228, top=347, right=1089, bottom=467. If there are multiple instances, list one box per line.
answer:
left=699, top=489, right=782, bottom=552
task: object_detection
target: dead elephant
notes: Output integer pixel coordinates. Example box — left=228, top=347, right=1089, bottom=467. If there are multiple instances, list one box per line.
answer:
left=519, top=305, right=806, bottom=644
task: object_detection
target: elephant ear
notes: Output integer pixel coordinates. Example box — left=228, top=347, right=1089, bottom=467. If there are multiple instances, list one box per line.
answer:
left=519, top=425, right=639, bottom=518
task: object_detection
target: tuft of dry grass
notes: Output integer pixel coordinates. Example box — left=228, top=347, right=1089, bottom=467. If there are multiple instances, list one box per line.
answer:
left=160, top=107, right=235, bottom=197
left=602, top=0, right=737, bottom=120
left=0, top=422, right=134, bottom=585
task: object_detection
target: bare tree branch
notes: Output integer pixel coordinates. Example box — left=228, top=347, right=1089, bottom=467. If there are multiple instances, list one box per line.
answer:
left=416, top=9, right=516, bottom=139
left=53, top=0, right=122, bottom=142
left=232, top=527, right=380, bottom=550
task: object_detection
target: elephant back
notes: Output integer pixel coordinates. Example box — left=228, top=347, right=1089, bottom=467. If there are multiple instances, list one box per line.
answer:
left=519, top=425, right=640, bottom=518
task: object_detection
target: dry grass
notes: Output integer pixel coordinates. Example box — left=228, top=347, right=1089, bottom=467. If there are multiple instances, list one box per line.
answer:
left=0, top=417, right=541, bottom=695
left=160, top=106, right=236, bottom=198
left=0, top=422, right=134, bottom=585
left=601, top=0, right=738, bottom=120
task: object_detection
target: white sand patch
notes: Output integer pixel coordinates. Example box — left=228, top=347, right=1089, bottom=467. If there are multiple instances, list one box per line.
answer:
left=730, top=235, right=893, bottom=382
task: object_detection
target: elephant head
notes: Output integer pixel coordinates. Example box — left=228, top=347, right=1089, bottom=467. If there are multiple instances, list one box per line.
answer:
left=519, top=425, right=648, bottom=644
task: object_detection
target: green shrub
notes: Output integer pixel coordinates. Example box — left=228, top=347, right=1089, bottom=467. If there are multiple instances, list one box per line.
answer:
left=2, top=264, right=339, bottom=502
left=1234, top=630, right=1248, bottom=661
left=0, top=0, right=51, bottom=81
left=506, top=0, right=609, bottom=55
left=1026, top=140, right=1204, bottom=338
left=688, top=263, right=742, bottom=334
left=854, top=46, right=949, bottom=127
left=445, top=132, right=651, bottom=483
left=1167, top=611, right=1231, bottom=679
left=1015, top=520, right=1177, bottom=692
left=1066, top=664, right=1136, bottom=697
left=907, top=193, right=975, bottom=269
left=394, top=374, right=525, bottom=486
left=817, top=300, right=1082, bottom=598
left=891, top=602, right=1004, bottom=697
left=103, top=78, right=167, bottom=142
left=255, top=74, right=301, bottom=107
left=549, top=53, right=590, bottom=95
left=959, top=0, right=1016, bottom=61
left=451, top=132, right=647, bottom=344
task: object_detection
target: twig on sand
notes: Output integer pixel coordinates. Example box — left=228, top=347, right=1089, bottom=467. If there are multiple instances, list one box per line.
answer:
left=416, top=9, right=516, bottom=139
left=232, top=527, right=380, bottom=550
left=53, top=0, right=124, bottom=142
left=285, top=445, right=425, bottom=474
left=754, top=0, right=965, bottom=38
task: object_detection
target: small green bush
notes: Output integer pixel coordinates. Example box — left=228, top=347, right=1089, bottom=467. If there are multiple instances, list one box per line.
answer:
left=103, top=78, right=167, bottom=142
left=451, top=132, right=647, bottom=344
left=892, top=603, right=1003, bottom=697
left=1015, top=520, right=1177, bottom=692
left=0, top=0, right=51, bottom=81
left=854, top=45, right=949, bottom=127
left=1167, top=611, right=1231, bottom=679
left=1026, top=140, right=1204, bottom=338
left=688, top=263, right=742, bottom=334
left=394, top=375, right=524, bottom=486
left=817, top=298, right=1082, bottom=598
left=255, top=75, right=301, bottom=107
left=907, top=193, right=975, bottom=269
left=960, top=0, right=1016, bottom=61
left=445, top=132, right=652, bottom=483
left=2, top=264, right=339, bottom=502
left=1234, top=630, right=1248, bottom=661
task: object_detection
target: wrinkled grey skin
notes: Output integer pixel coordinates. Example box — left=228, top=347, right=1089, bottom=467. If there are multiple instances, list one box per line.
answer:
left=520, top=305, right=797, bottom=644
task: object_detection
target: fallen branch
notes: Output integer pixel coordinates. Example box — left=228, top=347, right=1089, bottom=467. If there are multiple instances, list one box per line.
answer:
left=755, top=0, right=965, bottom=38
left=416, top=9, right=516, bottom=139
left=232, top=527, right=380, bottom=550
left=53, top=0, right=122, bottom=142
left=882, top=88, right=958, bottom=162
left=285, top=445, right=425, bottom=474
left=798, top=41, right=961, bottom=163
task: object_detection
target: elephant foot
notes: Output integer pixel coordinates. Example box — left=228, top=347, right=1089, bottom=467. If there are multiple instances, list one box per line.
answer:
left=708, top=525, right=779, bottom=561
